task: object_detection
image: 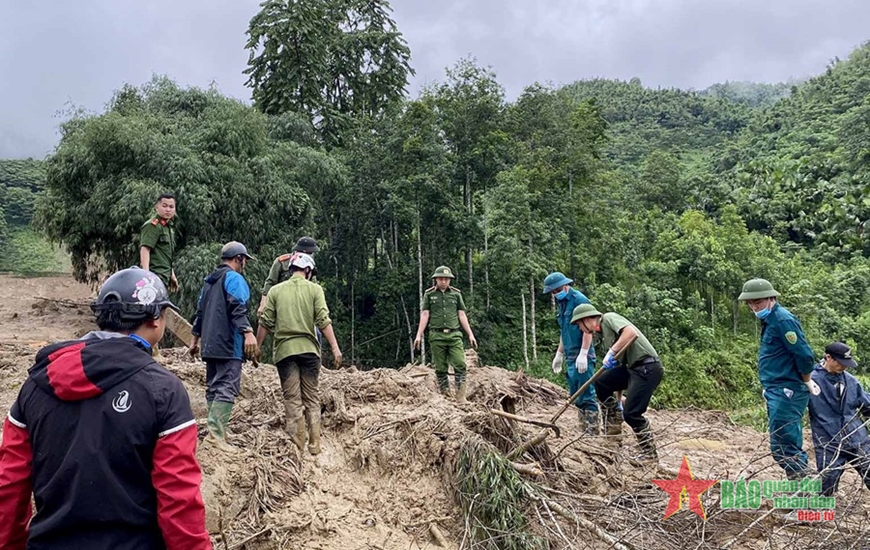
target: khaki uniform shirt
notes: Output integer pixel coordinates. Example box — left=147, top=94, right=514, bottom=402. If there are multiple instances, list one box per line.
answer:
left=139, top=216, right=176, bottom=286
left=599, top=312, right=658, bottom=367
left=422, top=286, right=465, bottom=330
left=260, top=276, right=331, bottom=363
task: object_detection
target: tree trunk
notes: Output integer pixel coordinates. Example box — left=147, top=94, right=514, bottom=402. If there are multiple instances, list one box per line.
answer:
left=466, top=169, right=473, bottom=305
left=484, top=203, right=491, bottom=311
left=521, top=291, right=529, bottom=371
left=417, top=213, right=425, bottom=364
left=530, top=277, right=538, bottom=362
left=351, top=279, right=355, bottom=365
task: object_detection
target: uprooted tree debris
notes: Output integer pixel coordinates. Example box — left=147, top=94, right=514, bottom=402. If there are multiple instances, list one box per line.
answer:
left=129, top=347, right=870, bottom=550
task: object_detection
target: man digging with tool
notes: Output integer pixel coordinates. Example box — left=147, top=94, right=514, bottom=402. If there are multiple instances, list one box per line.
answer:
left=414, top=266, right=478, bottom=403
left=543, top=271, right=599, bottom=434
left=190, top=241, right=260, bottom=452
left=739, top=278, right=818, bottom=481
left=257, top=253, right=342, bottom=456
left=571, top=303, right=663, bottom=460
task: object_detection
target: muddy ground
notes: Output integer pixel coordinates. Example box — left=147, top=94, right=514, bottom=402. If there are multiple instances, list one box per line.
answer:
left=1, top=274, right=869, bottom=549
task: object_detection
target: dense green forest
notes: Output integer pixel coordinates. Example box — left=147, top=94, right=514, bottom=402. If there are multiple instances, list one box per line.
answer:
left=7, top=1, right=870, bottom=415
left=0, top=159, right=63, bottom=273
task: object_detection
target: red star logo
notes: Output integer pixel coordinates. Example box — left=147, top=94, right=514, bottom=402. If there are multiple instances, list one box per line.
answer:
left=651, top=456, right=718, bottom=520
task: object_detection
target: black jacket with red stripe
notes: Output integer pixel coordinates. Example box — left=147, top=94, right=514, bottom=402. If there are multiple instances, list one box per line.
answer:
left=0, top=332, right=212, bottom=550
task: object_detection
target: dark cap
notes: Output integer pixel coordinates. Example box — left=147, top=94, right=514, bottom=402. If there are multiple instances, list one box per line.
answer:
left=825, top=342, right=858, bottom=368
left=293, top=236, right=319, bottom=254
left=220, top=241, right=256, bottom=261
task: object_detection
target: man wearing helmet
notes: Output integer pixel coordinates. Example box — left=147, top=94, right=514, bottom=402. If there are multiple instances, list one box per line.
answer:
left=738, top=278, right=819, bottom=480
left=0, top=267, right=211, bottom=549
left=190, top=242, right=260, bottom=451
left=257, top=236, right=320, bottom=317
left=571, top=303, right=663, bottom=460
left=257, top=253, right=343, bottom=455
left=543, top=271, right=599, bottom=434
left=413, top=266, right=478, bottom=403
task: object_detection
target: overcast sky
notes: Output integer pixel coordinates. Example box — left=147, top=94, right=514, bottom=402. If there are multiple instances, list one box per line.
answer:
left=1, top=0, right=867, bottom=159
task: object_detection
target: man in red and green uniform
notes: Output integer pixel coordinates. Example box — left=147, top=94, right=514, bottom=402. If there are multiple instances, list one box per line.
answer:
left=414, top=266, right=478, bottom=403
left=139, top=193, right=178, bottom=292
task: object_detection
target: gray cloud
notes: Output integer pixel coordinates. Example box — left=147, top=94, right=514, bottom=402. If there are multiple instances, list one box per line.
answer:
left=1, top=0, right=867, bottom=158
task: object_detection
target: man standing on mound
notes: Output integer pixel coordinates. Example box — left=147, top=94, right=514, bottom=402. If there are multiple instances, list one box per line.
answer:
left=413, top=266, right=478, bottom=403
left=190, top=242, right=260, bottom=452
left=258, top=253, right=342, bottom=455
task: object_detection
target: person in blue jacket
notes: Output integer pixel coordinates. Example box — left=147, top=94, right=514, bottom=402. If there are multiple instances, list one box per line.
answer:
left=739, top=278, right=820, bottom=480
left=190, top=241, right=260, bottom=451
left=808, top=342, right=870, bottom=496
left=543, top=272, right=598, bottom=434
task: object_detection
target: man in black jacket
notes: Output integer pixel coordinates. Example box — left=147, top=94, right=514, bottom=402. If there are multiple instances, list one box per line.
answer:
left=190, top=242, right=259, bottom=450
left=0, top=267, right=211, bottom=550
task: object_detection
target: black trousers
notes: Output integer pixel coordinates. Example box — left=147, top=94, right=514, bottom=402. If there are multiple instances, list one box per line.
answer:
left=594, top=360, right=663, bottom=432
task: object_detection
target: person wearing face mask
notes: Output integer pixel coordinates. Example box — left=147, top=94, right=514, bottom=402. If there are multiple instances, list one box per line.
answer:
left=542, top=272, right=599, bottom=434
left=808, top=342, right=870, bottom=496
left=738, top=278, right=819, bottom=481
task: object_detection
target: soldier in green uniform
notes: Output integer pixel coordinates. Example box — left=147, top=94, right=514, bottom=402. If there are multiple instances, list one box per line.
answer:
left=413, top=266, right=478, bottom=403
left=139, top=193, right=178, bottom=292
left=257, top=236, right=320, bottom=317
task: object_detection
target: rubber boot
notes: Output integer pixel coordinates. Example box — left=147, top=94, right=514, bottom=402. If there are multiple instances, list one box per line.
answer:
left=584, top=409, right=600, bottom=436
left=307, top=410, right=322, bottom=455
left=436, top=373, right=452, bottom=398
left=636, top=420, right=658, bottom=461
left=455, top=378, right=468, bottom=404
left=576, top=409, right=588, bottom=433
left=207, top=401, right=238, bottom=453
left=602, top=397, right=623, bottom=436
left=206, top=400, right=213, bottom=418
left=283, top=400, right=296, bottom=436
left=291, top=417, right=307, bottom=452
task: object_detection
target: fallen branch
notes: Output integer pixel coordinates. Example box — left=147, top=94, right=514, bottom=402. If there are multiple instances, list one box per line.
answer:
left=506, top=429, right=549, bottom=461
left=509, top=460, right=543, bottom=477
left=228, top=527, right=271, bottom=550
left=429, top=523, right=449, bottom=547
left=546, top=499, right=633, bottom=550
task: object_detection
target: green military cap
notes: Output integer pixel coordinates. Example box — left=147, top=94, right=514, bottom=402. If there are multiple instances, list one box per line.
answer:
left=738, top=278, right=780, bottom=301
left=431, top=265, right=455, bottom=279
left=570, top=303, right=602, bottom=324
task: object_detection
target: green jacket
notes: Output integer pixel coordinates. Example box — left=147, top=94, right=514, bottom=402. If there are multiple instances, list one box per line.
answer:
left=139, top=215, right=176, bottom=286
left=599, top=312, right=658, bottom=367
left=422, top=286, right=466, bottom=331
left=260, top=276, right=331, bottom=363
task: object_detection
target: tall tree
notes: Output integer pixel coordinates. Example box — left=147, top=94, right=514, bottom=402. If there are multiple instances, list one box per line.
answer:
left=245, top=0, right=414, bottom=144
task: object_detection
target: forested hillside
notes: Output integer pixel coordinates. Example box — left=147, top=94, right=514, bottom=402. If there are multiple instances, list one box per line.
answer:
left=13, top=3, right=870, bottom=415
left=0, top=159, right=61, bottom=273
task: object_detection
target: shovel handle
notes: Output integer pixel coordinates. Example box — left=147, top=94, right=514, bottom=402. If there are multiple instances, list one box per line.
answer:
left=549, top=333, right=637, bottom=424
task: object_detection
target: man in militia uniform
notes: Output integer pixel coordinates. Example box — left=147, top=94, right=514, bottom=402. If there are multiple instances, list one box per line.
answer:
left=413, top=266, right=478, bottom=403
left=257, top=236, right=320, bottom=317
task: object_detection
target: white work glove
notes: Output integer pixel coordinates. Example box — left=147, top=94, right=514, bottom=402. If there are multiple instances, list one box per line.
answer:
left=575, top=350, right=589, bottom=374
left=551, top=351, right=564, bottom=374
left=805, top=379, right=821, bottom=396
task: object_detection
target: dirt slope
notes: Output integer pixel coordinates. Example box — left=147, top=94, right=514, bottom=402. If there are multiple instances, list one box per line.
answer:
left=1, top=274, right=869, bottom=550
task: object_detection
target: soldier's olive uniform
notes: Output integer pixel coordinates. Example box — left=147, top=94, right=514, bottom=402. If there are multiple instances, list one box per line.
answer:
left=139, top=216, right=176, bottom=287
left=423, top=286, right=467, bottom=392
left=261, top=254, right=294, bottom=296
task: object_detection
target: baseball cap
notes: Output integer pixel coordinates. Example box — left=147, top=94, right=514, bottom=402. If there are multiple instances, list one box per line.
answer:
left=825, top=342, right=858, bottom=368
